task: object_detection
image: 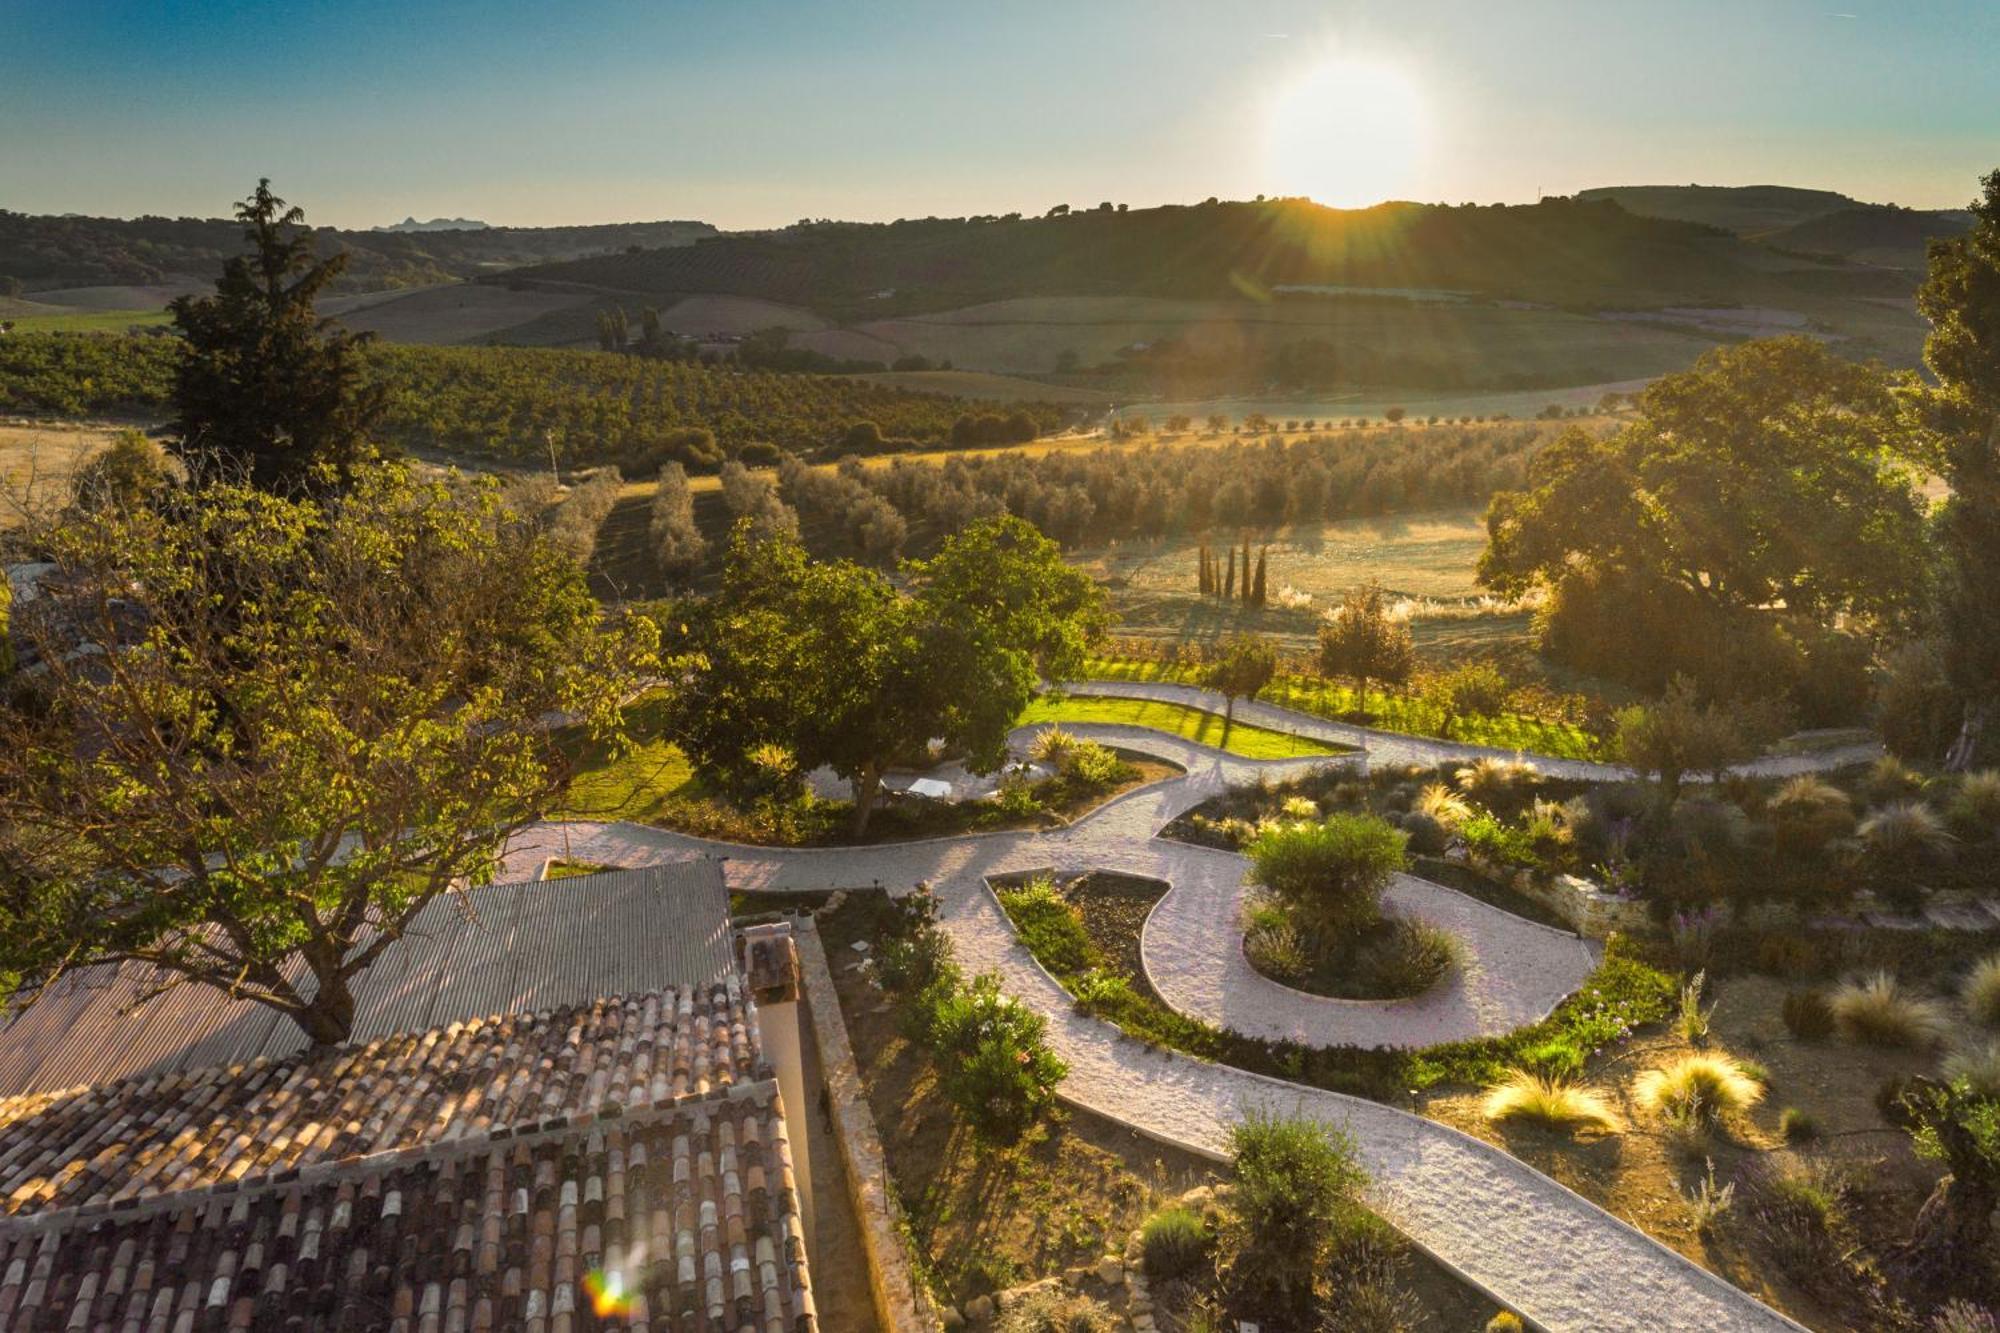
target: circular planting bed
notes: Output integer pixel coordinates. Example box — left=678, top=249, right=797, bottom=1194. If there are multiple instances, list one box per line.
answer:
left=1240, top=902, right=1462, bottom=1001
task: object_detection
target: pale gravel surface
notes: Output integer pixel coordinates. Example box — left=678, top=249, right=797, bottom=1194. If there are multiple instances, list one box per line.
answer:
left=496, top=698, right=1840, bottom=1331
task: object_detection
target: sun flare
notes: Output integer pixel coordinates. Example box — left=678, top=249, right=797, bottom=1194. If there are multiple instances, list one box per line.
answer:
left=1266, top=54, right=1426, bottom=209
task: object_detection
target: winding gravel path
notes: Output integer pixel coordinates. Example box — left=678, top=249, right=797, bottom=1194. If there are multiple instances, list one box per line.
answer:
left=497, top=696, right=1837, bottom=1331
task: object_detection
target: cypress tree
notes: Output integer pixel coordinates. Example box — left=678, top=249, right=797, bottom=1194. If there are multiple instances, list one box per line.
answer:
left=1253, top=548, right=1268, bottom=607
left=1199, top=543, right=1211, bottom=595
left=1241, top=536, right=1253, bottom=601
left=1224, top=547, right=1236, bottom=601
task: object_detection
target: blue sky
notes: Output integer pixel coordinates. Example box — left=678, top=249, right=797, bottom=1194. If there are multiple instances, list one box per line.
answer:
left=3, top=0, right=1995, bottom=229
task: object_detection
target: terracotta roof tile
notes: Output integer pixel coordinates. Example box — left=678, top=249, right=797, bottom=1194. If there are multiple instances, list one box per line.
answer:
left=0, top=985, right=760, bottom=1221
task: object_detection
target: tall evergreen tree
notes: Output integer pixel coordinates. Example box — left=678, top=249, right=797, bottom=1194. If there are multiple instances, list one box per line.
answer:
left=167, top=180, right=385, bottom=490
left=1224, top=547, right=1237, bottom=600
left=1252, top=547, right=1268, bottom=607
left=1917, top=169, right=2000, bottom=770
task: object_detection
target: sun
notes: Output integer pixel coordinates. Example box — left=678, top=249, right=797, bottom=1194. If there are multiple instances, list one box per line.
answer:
left=1265, top=54, right=1426, bottom=209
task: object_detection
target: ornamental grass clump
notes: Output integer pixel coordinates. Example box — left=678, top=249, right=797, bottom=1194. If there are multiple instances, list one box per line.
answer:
left=1941, top=1041, right=2000, bottom=1098
left=1829, top=971, right=1950, bottom=1048
left=1962, top=953, right=2000, bottom=1028
left=1481, top=1069, right=1620, bottom=1133
left=1949, top=770, right=2000, bottom=835
left=1858, top=801, right=1954, bottom=869
left=1634, top=1053, right=1765, bottom=1123
left=1140, top=1205, right=1211, bottom=1280
left=1767, top=775, right=1856, bottom=858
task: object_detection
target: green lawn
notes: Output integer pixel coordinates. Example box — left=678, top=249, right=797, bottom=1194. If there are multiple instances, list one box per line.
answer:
left=555, top=694, right=705, bottom=824
left=6, top=308, right=173, bottom=334
left=1019, top=694, right=1349, bottom=759
left=1081, top=654, right=1609, bottom=761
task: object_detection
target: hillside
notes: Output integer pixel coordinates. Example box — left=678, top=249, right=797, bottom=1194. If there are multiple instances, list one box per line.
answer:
left=0, top=211, right=717, bottom=296
left=1579, top=184, right=1971, bottom=267
left=1761, top=205, right=1975, bottom=269
left=1575, top=184, right=1860, bottom=234
left=503, top=196, right=1808, bottom=318
left=491, top=195, right=1930, bottom=383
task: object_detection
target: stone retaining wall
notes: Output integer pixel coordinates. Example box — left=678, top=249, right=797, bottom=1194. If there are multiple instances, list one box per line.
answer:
left=796, top=915, right=941, bottom=1333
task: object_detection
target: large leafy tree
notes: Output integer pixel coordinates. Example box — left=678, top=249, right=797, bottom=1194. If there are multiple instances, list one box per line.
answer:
left=1479, top=337, right=1928, bottom=696
left=0, top=465, right=654, bottom=1045
left=168, top=180, right=386, bottom=489
left=1916, top=169, right=2000, bottom=770
left=672, top=515, right=1103, bottom=836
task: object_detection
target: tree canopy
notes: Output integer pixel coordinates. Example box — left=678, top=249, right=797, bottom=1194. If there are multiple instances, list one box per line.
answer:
left=669, top=515, right=1104, bottom=835
left=0, top=464, right=654, bottom=1044
left=1916, top=169, right=2000, bottom=769
left=1201, top=633, right=1278, bottom=745
left=1478, top=337, right=1929, bottom=711
left=168, top=181, right=387, bottom=489
left=1316, top=582, right=1415, bottom=717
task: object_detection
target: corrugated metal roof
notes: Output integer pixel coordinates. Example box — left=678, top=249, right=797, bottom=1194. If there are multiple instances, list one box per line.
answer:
left=0, top=860, right=732, bottom=1098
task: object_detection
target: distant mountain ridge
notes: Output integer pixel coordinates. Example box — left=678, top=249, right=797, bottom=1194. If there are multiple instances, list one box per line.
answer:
left=0, top=211, right=717, bottom=295
left=374, top=216, right=492, bottom=233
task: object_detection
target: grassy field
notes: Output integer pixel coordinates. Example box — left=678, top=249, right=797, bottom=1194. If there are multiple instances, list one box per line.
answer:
left=1020, top=694, right=1349, bottom=758
left=3, top=308, right=172, bottom=334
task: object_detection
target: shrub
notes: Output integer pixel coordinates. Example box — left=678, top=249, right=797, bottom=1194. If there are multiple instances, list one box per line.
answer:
left=1767, top=775, right=1856, bottom=858
left=1963, top=953, right=2000, bottom=1027
left=996, top=1290, right=1118, bottom=1333
left=928, top=974, right=1068, bottom=1144
left=1858, top=801, right=1954, bottom=868
left=1245, top=814, right=1407, bottom=938
left=1063, top=739, right=1124, bottom=789
left=1829, top=972, right=1950, bottom=1047
left=1782, top=988, right=1836, bottom=1041
left=1740, top=1156, right=1849, bottom=1278
left=1226, top=1111, right=1368, bottom=1308
left=1459, top=808, right=1539, bottom=870
left=1634, top=1054, right=1765, bottom=1122
left=1318, top=1216, right=1418, bottom=1332
left=1758, top=933, right=1824, bottom=979
left=1399, top=811, right=1448, bottom=855
left=1486, top=1315, right=1525, bottom=1333
left=997, top=878, right=1100, bottom=976
left=1481, top=1069, right=1620, bottom=1133
left=1942, top=1041, right=2000, bottom=1097
left=1354, top=918, right=1460, bottom=996
left=1681, top=1157, right=1736, bottom=1234
left=1949, top=770, right=2000, bottom=836
left=1779, top=1107, right=1821, bottom=1144
left=873, top=887, right=958, bottom=996
left=1140, top=1205, right=1210, bottom=1279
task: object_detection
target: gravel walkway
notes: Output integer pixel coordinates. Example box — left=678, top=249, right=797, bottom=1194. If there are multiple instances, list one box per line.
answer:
left=495, top=709, right=1838, bottom=1331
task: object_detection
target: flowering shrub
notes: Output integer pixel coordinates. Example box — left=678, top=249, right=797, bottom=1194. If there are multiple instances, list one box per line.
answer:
left=1459, top=808, right=1538, bottom=870
left=927, top=973, right=1069, bottom=1143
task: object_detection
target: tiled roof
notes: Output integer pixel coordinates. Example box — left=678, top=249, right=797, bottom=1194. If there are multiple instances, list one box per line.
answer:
left=0, top=862, right=735, bottom=1098
left=0, top=986, right=757, bottom=1220
left=0, top=1084, right=815, bottom=1331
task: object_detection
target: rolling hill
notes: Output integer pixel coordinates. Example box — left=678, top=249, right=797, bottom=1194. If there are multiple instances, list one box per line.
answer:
left=484, top=195, right=1931, bottom=386
left=0, top=211, right=717, bottom=296
left=1578, top=184, right=1971, bottom=268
